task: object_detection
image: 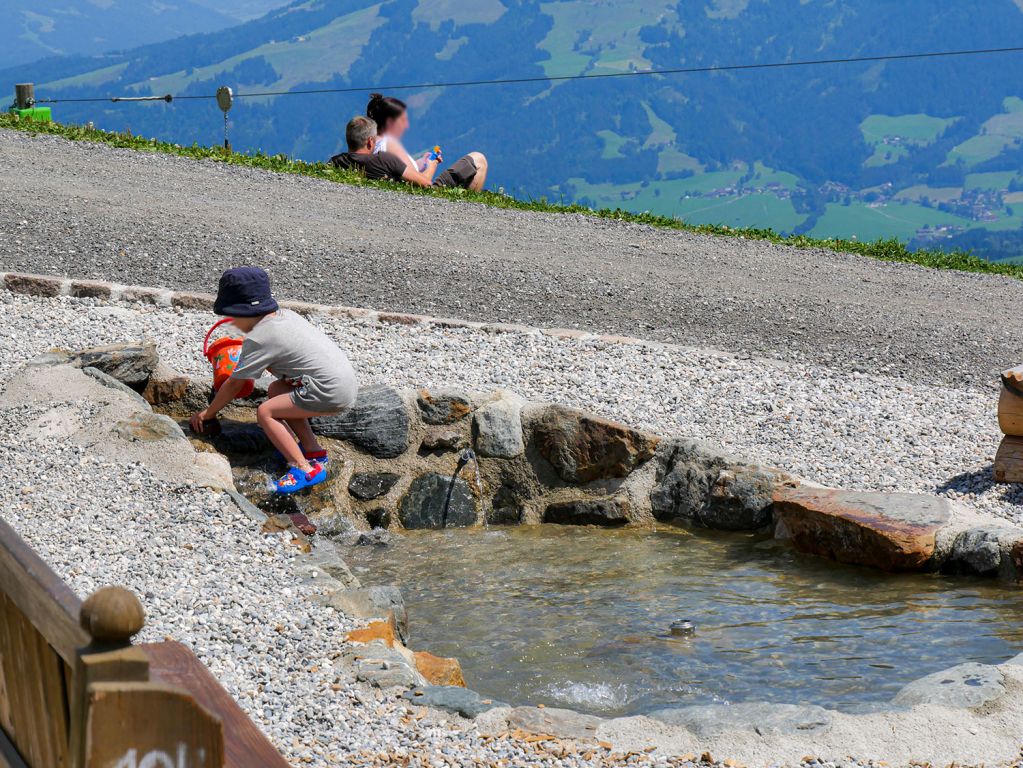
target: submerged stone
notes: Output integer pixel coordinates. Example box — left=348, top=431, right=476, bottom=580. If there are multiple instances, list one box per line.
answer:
left=532, top=405, right=658, bottom=483
left=312, top=384, right=410, bottom=458
left=774, top=487, right=951, bottom=571
left=398, top=472, right=476, bottom=529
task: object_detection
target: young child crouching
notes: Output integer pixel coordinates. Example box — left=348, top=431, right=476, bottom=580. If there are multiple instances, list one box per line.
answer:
left=190, top=266, right=358, bottom=494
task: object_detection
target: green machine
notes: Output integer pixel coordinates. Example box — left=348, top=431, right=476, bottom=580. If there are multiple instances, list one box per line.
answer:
left=10, top=83, right=51, bottom=123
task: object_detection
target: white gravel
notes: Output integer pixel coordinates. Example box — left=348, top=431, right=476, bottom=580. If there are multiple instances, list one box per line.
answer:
left=1, top=290, right=1017, bottom=525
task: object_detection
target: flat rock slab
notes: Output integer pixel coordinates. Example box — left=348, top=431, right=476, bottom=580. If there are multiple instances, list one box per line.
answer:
left=506, top=706, right=604, bottom=742
left=893, top=662, right=1005, bottom=709
left=312, top=384, right=410, bottom=458
left=773, top=487, right=951, bottom=571
left=403, top=686, right=506, bottom=719
left=648, top=701, right=834, bottom=737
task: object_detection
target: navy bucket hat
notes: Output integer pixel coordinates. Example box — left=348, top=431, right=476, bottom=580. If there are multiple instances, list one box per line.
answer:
left=213, top=266, right=280, bottom=317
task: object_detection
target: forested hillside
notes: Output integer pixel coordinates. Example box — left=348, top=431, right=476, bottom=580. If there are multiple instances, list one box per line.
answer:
left=6, top=0, right=1023, bottom=257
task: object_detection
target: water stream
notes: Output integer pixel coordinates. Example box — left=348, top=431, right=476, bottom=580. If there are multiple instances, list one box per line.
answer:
left=343, top=525, right=1023, bottom=717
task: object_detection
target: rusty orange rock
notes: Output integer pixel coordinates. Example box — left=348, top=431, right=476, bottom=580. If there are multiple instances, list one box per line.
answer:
left=346, top=620, right=396, bottom=648
left=773, top=487, right=950, bottom=572
left=413, top=651, right=466, bottom=687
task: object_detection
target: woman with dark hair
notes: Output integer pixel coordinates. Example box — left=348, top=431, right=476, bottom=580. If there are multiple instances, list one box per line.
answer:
left=366, top=92, right=489, bottom=191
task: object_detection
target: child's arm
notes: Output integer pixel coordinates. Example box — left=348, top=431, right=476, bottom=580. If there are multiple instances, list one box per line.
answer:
left=190, top=376, right=251, bottom=433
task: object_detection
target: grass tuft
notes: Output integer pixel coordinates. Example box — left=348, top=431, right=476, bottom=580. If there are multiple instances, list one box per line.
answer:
left=3, top=112, right=1020, bottom=281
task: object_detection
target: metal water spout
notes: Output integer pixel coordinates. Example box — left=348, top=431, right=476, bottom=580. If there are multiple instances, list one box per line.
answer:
left=441, top=448, right=484, bottom=528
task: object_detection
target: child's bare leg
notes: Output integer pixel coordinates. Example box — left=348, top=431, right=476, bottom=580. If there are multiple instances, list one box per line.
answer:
left=287, top=417, right=323, bottom=454
left=257, top=394, right=325, bottom=472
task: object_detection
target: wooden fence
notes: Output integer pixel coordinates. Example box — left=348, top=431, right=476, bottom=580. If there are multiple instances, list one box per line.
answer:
left=0, top=517, right=289, bottom=768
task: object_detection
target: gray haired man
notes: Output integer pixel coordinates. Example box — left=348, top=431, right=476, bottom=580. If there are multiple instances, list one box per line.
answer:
left=330, top=116, right=436, bottom=187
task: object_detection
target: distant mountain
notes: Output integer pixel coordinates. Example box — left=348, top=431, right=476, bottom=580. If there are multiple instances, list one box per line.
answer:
left=190, top=1, right=294, bottom=21
left=2, top=1, right=237, bottom=70
left=6, top=0, right=1023, bottom=258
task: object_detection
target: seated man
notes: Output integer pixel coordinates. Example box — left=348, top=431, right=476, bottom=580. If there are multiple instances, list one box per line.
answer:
left=330, top=115, right=436, bottom=187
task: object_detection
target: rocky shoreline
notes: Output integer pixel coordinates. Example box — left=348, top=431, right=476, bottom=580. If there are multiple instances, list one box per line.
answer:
left=3, top=283, right=1023, bottom=766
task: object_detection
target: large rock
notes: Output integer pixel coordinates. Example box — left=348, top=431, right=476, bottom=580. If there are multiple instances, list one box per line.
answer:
left=506, top=706, right=604, bottom=741
left=473, top=395, right=525, bottom=458
left=532, top=405, right=659, bottom=483
left=774, top=488, right=951, bottom=571
left=941, top=526, right=1023, bottom=577
left=893, top=663, right=1005, bottom=709
left=648, top=702, right=834, bottom=737
left=112, top=412, right=184, bottom=443
left=417, top=388, right=475, bottom=424
left=403, top=686, right=506, bottom=718
left=543, top=497, right=630, bottom=526
left=348, top=472, right=400, bottom=500
left=398, top=473, right=477, bottom=529
left=312, top=385, right=410, bottom=458
left=142, top=362, right=190, bottom=405
left=651, top=440, right=781, bottom=531
left=70, top=341, right=159, bottom=386
left=327, top=586, right=408, bottom=643
left=413, top=651, right=466, bottom=687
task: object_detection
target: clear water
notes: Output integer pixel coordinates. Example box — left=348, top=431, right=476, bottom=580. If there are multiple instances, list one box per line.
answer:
left=342, top=526, right=1023, bottom=717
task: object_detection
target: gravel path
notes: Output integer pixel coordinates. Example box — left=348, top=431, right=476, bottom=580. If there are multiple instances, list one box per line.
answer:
left=2, top=128, right=1022, bottom=391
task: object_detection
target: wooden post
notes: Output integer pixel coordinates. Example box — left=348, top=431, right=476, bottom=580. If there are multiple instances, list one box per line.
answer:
left=14, top=84, right=34, bottom=110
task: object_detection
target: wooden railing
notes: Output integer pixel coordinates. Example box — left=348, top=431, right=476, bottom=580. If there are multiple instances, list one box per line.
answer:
left=0, top=518, right=289, bottom=768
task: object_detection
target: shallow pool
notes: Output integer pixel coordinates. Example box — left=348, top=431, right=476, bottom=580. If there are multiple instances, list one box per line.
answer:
left=342, top=526, right=1023, bottom=717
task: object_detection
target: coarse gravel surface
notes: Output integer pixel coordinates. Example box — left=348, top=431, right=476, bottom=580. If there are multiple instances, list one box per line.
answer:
left=2, top=129, right=1022, bottom=391
left=1, top=290, right=1018, bottom=527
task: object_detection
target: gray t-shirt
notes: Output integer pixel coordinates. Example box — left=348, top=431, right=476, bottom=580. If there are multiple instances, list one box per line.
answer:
left=231, top=309, right=358, bottom=413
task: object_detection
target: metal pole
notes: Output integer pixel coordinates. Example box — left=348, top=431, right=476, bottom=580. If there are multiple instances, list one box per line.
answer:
left=14, top=83, right=34, bottom=109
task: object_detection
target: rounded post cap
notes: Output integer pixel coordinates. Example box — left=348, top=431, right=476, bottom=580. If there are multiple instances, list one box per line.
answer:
left=80, top=586, right=145, bottom=642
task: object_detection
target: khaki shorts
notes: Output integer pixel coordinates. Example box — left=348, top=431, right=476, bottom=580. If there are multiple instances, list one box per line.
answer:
left=434, top=155, right=478, bottom=189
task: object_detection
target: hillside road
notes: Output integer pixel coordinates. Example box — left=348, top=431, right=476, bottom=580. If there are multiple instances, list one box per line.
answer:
left=1, top=128, right=1020, bottom=389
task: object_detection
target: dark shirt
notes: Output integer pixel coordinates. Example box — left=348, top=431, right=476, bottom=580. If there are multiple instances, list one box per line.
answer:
left=330, top=150, right=407, bottom=182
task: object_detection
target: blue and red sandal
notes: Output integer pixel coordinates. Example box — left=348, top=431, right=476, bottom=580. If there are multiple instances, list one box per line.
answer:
left=275, top=464, right=327, bottom=495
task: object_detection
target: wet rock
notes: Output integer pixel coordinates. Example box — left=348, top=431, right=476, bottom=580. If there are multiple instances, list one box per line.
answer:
left=417, top=388, right=475, bottom=424
left=543, top=497, right=630, bottom=526
left=648, top=702, right=834, bottom=737
left=213, top=424, right=273, bottom=456
left=312, top=384, right=410, bottom=458
left=348, top=472, right=400, bottom=500
left=180, top=379, right=213, bottom=412
left=414, top=651, right=466, bottom=687
left=403, top=686, right=506, bottom=719
left=941, top=526, right=1023, bottom=576
left=112, top=412, right=184, bottom=443
left=69, top=341, right=159, bottom=386
left=327, top=586, right=408, bottom=643
left=366, top=508, right=392, bottom=529
left=142, top=362, right=190, bottom=405
left=473, top=394, right=525, bottom=458
left=532, top=405, right=659, bottom=483
left=651, top=440, right=781, bottom=531
left=488, top=485, right=526, bottom=525
left=893, top=662, right=1005, bottom=708
left=507, top=706, right=604, bottom=742
left=774, top=487, right=951, bottom=571
left=421, top=429, right=468, bottom=452
left=398, top=473, right=477, bottom=529
left=341, top=529, right=392, bottom=547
